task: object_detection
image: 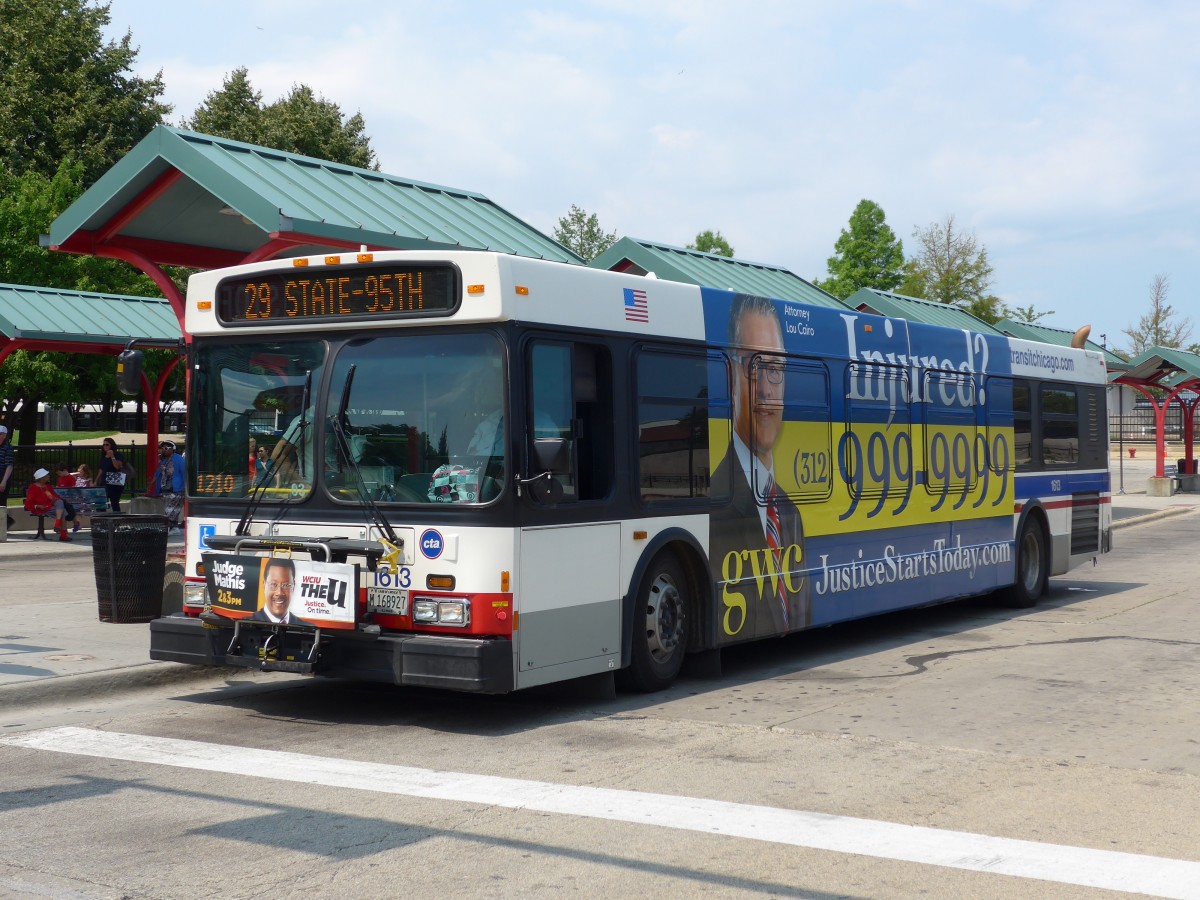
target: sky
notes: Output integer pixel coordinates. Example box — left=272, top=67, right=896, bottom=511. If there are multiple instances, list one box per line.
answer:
left=100, top=0, right=1200, bottom=353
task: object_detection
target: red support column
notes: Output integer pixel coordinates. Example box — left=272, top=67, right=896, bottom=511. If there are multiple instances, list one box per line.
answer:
left=96, top=246, right=186, bottom=328
left=1184, top=396, right=1198, bottom=474
left=139, top=354, right=183, bottom=485
left=1154, top=400, right=1167, bottom=477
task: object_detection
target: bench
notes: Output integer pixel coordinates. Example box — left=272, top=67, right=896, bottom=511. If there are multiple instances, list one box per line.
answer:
left=4, top=506, right=83, bottom=540
left=24, top=510, right=62, bottom=540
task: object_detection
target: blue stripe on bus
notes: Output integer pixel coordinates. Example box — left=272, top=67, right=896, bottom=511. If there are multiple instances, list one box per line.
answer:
left=1015, top=470, right=1110, bottom=497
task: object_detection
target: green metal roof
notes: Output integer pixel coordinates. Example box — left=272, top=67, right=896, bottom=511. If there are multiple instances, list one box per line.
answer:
left=848, top=288, right=1004, bottom=334
left=997, top=318, right=1127, bottom=369
left=589, top=237, right=846, bottom=308
left=1118, top=345, right=1200, bottom=385
left=0, top=283, right=181, bottom=346
left=45, top=125, right=581, bottom=268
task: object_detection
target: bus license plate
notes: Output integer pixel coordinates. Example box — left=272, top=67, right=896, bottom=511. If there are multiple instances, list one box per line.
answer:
left=368, top=587, right=408, bottom=616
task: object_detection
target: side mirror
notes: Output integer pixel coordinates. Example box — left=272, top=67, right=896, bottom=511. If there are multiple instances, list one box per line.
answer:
left=528, top=472, right=564, bottom=504
left=526, top=437, right=569, bottom=503
left=532, top=437, right=569, bottom=474
left=116, top=349, right=144, bottom=397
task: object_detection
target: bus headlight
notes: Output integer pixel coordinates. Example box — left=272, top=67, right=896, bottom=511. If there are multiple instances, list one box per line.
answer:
left=412, top=597, right=470, bottom=627
left=184, top=582, right=208, bottom=608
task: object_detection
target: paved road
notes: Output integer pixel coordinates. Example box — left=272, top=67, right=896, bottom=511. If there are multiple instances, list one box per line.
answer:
left=2, top=485, right=1200, bottom=898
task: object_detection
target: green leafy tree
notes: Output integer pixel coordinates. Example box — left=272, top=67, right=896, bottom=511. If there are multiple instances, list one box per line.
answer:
left=0, top=2, right=170, bottom=447
left=687, top=229, right=734, bottom=257
left=1007, top=303, right=1055, bottom=325
left=900, top=214, right=1004, bottom=324
left=0, top=351, right=77, bottom=446
left=552, top=204, right=616, bottom=261
left=816, top=200, right=904, bottom=300
left=184, top=68, right=378, bottom=169
left=0, top=0, right=169, bottom=184
left=1121, top=273, right=1192, bottom=358
left=0, top=162, right=159, bottom=294
left=183, top=67, right=263, bottom=143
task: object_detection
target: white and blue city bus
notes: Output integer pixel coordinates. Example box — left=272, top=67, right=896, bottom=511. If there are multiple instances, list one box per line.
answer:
left=148, top=249, right=1110, bottom=692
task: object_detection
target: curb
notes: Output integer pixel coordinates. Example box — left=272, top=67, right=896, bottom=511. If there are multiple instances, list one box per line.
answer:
left=0, top=545, right=96, bottom=564
left=0, top=660, right=283, bottom=712
left=1111, top=505, right=1198, bottom=530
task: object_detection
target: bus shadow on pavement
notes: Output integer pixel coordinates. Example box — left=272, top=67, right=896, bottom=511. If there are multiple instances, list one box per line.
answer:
left=169, top=578, right=1147, bottom=736
left=699, top=578, right=1146, bottom=690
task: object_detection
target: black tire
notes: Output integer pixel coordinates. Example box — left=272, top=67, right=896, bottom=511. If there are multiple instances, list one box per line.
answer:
left=999, top=516, right=1047, bottom=608
left=619, top=553, right=689, bottom=692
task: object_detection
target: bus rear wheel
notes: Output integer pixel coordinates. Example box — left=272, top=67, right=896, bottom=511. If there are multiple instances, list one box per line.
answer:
left=620, top=553, right=689, bottom=692
left=999, top=517, right=1047, bottom=608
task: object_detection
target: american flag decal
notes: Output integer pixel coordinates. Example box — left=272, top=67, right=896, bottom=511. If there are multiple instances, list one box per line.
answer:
left=623, top=287, right=649, bottom=323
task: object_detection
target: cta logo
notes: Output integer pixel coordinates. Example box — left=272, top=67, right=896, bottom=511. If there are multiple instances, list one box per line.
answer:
left=420, top=528, right=444, bottom=560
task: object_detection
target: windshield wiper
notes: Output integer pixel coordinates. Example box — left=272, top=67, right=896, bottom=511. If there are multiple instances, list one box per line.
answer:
left=235, top=368, right=311, bottom=536
left=328, top=364, right=399, bottom=547
left=295, top=368, right=312, bottom=478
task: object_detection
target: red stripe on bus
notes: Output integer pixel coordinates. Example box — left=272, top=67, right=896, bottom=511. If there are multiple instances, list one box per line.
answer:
left=1014, top=495, right=1111, bottom=513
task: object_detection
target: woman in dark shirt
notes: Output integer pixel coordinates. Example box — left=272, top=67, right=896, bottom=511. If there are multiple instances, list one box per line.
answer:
left=98, top=437, right=127, bottom=512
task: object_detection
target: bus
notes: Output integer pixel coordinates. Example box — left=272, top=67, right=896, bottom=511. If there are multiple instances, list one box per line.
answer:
left=147, top=249, right=1111, bottom=693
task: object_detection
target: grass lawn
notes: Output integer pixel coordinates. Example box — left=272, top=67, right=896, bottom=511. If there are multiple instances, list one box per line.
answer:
left=38, top=430, right=120, bottom=443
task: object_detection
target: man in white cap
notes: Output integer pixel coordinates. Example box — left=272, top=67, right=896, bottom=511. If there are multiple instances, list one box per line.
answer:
left=0, top=426, right=13, bottom=531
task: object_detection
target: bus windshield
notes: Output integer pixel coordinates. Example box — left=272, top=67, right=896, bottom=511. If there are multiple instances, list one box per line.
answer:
left=324, top=331, right=506, bottom=505
left=189, top=332, right=507, bottom=505
left=189, top=340, right=327, bottom=501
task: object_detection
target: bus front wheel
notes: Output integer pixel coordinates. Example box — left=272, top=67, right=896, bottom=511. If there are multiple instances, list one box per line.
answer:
left=620, top=553, right=689, bottom=692
left=999, top=517, right=1047, bottom=608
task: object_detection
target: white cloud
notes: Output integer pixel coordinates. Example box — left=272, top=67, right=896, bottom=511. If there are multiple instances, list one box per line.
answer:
left=101, top=0, right=1200, bottom=342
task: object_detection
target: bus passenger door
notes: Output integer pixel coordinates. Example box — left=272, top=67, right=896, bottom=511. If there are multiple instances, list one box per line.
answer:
left=515, top=339, right=620, bottom=688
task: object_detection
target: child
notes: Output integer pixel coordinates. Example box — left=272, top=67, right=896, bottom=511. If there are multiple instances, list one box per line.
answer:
left=55, top=462, right=82, bottom=533
left=24, top=467, right=74, bottom=541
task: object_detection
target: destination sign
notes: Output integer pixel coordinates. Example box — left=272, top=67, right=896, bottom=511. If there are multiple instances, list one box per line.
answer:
left=215, top=263, right=459, bottom=324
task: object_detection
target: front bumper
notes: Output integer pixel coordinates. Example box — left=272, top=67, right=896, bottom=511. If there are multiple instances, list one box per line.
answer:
left=149, top=614, right=514, bottom=693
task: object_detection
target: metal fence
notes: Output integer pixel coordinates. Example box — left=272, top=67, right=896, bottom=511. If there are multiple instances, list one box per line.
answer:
left=3, top=440, right=151, bottom=503
left=1110, top=410, right=1189, bottom=443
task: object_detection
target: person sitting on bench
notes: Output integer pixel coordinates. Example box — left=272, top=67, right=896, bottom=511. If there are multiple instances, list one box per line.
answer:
left=24, top=467, right=75, bottom=541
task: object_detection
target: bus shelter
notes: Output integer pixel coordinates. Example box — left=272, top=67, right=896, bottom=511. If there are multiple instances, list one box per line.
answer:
left=0, top=283, right=182, bottom=477
left=41, top=125, right=582, bottom=329
left=1111, top=346, right=1200, bottom=484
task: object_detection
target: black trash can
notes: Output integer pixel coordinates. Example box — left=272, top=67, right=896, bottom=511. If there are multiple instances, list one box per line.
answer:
left=92, top=514, right=169, bottom=623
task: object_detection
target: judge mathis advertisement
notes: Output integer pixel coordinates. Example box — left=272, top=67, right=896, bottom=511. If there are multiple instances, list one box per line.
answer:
left=203, top=554, right=358, bottom=629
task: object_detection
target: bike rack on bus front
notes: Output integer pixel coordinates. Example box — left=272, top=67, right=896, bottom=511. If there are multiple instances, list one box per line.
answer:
left=202, top=535, right=390, bottom=673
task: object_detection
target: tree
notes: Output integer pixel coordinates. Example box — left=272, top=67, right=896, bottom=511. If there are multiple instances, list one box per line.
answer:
left=552, top=204, right=616, bottom=261
left=0, top=2, right=171, bottom=447
left=900, top=214, right=1004, bottom=324
left=0, top=0, right=169, bottom=184
left=1122, top=274, right=1192, bottom=358
left=1008, top=303, right=1055, bottom=325
left=688, top=229, right=734, bottom=257
left=0, top=161, right=159, bottom=295
left=0, top=351, right=77, bottom=445
left=816, top=200, right=904, bottom=300
left=183, top=67, right=263, bottom=143
left=184, top=68, right=378, bottom=169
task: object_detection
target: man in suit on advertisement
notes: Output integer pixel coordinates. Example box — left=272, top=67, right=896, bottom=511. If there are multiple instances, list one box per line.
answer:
left=711, top=294, right=811, bottom=639
left=250, top=558, right=305, bottom=625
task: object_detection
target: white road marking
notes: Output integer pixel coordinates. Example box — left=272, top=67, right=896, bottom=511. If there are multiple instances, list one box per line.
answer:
left=4, top=726, right=1198, bottom=898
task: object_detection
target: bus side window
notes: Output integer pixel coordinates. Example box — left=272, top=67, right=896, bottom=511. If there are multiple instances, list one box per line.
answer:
left=528, top=340, right=613, bottom=502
